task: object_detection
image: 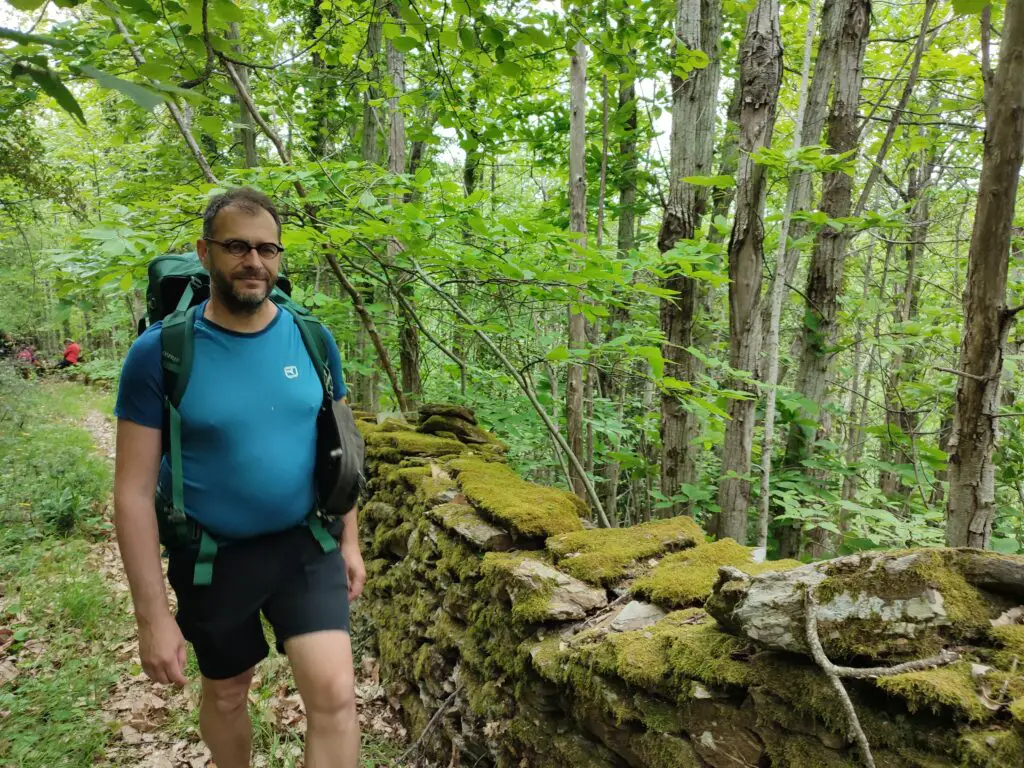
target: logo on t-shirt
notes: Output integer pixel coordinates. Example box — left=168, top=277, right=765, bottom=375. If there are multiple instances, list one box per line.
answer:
left=283, top=365, right=299, bottom=379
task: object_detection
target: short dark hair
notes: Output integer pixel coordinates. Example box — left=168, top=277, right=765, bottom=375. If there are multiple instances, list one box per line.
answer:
left=202, top=187, right=282, bottom=240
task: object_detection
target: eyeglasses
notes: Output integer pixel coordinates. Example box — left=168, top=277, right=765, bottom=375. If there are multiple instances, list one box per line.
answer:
left=205, top=238, right=284, bottom=260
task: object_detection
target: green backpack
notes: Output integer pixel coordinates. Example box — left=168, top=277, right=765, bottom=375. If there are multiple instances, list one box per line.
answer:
left=142, top=252, right=364, bottom=586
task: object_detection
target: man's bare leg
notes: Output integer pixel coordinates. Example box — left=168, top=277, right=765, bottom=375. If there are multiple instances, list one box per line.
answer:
left=199, top=668, right=255, bottom=768
left=285, top=630, right=359, bottom=768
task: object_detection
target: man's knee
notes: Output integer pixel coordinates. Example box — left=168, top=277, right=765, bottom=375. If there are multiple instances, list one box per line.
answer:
left=305, top=672, right=356, bottom=720
left=202, top=670, right=254, bottom=716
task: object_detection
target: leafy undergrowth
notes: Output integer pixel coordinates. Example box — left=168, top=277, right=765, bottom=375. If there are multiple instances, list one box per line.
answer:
left=0, top=368, right=411, bottom=767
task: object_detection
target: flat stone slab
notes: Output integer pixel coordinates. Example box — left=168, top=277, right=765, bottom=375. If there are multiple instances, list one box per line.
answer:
left=427, top=503, right=513, bottom=552
left=507, top=558, right=608, bottom=621
left=610, top=601, right=667, bottom=633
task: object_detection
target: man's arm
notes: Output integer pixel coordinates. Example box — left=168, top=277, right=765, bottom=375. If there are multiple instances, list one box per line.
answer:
left=113, top=419, right=186, bottom=685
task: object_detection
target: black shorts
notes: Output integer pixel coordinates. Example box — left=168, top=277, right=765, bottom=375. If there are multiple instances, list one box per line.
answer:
left=167, top=524, right=349, bottom=680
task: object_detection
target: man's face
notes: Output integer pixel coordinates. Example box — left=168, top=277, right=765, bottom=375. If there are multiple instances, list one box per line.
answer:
left=197, top=205, right=281, bottom=315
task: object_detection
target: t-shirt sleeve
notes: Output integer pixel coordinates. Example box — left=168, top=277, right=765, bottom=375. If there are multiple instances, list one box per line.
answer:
left=321, top=326, right=348, bottom=401
left=114, top=327, right=165, bottom=429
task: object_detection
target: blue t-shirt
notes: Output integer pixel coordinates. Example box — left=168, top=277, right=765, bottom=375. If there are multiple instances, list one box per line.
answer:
left=115, top=302, right=347, bottom=539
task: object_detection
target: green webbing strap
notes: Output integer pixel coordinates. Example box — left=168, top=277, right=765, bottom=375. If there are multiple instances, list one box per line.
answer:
left=307, top=511, right=338, bottom=554
left=169, top=404, right=185, bottom=518
left=193, top=529, right=218, bottom=586
left=285, top=305, right=333, bottom=399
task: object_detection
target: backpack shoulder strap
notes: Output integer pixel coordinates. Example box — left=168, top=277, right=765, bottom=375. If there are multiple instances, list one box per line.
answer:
left=280, top=301, right=334, bottom=400
left=158, top=305, right=198, bottom=541
left=160, top=305, right=198, bottom=409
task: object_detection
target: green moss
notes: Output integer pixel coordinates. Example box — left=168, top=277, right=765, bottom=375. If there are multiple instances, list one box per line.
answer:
left=633, top=693, right=686, bottom=734
left=815, top=549, right=991, bottom=659
left=448, top=458, right=585, bottom=537
left=958, top=729, right=1024, bottom=768
left=563, top=609, right=751, bottom=697
left=876, top=663, right=990, bottom=722
left=629, top=732, right=702, bottom=768
left=546, top=515, right=704, bottom=586
left=434, top=527, right=483, bottom=583
left=632, top=538, right=800, bottom=608
left=990, top=625, right=1024, bottom=670
left=364, top=429, right=467, bottom=460
left=759, top=728, right=857, bottom=768
left=1010, top=697, right=1024, bottom=725
left=477, top=552, right=557, bottom=626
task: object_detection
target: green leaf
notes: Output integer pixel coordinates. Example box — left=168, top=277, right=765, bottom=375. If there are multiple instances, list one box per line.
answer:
left=952, top=0, right=990, bottom=14
left=390, top=36, right=419, bottom=53
left=211, top=0, right=246, bottom=23
left=77, top=65, right=162, bottom=111
left=439, top=29, right=459, bottom=49
left=493, top=61, right=523, bottom=78
left=636, top=346, right=665, bottom=379
left=682, top=175, right=735, bottom=188
left=119, top=273, right=133, bottom=292
left=7, top=0, right=47, bottom=10
left=546, top=345, right=570, bottom=362
left=481, top=26, right=504, bottom=46
left=459, top=27, right=477, bottom=50
left=12, top=61, right=86, bottom=124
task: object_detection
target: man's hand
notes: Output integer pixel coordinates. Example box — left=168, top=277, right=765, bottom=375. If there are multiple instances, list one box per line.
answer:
left=342, top=541, right=366, bottom=601
left=139, top=613, right=188, bottom=686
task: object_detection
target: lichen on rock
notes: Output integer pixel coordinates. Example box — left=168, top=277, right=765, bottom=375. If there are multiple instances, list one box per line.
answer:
left=546, top=515, right=704, bottom=586
left=427, top=502, right=513, bottom=551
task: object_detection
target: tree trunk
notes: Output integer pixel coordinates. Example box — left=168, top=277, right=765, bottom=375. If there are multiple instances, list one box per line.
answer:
left=880, top=150, right=933, bottom=506
left=756, top=0, right=819, bottom=550
left=353, top=7, right=384, bottom=408
left=946, top=0, right=1024, bottom=549
left=567, top=36, right=588, bottom=500
left=756, top=0, right=852, bottom=349
left=776, top=0, right=870, bottom=559
left=658, top=0, right=722, bottom=518
left=600, top=65, right=638, bottom=523
left=387, top=2, right=421, bottom=407
left=226, top=23, right=258, bottom=167
left=716, top=0, right=783, bottom=544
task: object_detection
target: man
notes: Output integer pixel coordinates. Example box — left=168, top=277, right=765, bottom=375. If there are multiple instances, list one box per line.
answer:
left=113, top=187, right=364, bottom=768
left=57, top=337, right=80, bottom=368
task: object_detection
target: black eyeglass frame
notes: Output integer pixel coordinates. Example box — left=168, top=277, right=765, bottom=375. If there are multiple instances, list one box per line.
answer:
left=204, top=237, right=285, bottom=259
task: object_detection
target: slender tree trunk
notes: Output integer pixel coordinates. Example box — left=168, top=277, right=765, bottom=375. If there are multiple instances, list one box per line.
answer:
left=880, top=151, right=933, bottom=505
left=841, top=239, right=877, bottom=507
left=658, top=0, right=722, bottom=518
left=600, top=64, right=638, bottom=523
left=226, top=23, right=258, bottom=167
left=756, top=0, right=852, bottom=346
left=567, top=36, right=589, bottom=500
left=716, top=0, right=783, bottom=543
left=946, top=0, right=1024, bottom=549
left=387, top=2, right=421, bottom=407
left=777, top=0, right=871, bottom=559
left=756, top=0, right=819, bottom=550
left=354, top=7, right=384, bottom=408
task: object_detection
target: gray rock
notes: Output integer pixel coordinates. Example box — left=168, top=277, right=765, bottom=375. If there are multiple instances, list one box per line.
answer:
left=610, top=601, right=667, bottom=633
left=507, top=558, right=607, bottom=621
left=427, top=503, right=513, bottom=551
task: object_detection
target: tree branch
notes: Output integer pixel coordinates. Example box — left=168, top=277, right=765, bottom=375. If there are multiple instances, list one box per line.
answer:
left=804, top=589, right=960, bottom=768
left=110, top=15, right=218, bottom=184
left=409, top=256, right=612, bottom=528
left=935, top=366, right=989, bottom=382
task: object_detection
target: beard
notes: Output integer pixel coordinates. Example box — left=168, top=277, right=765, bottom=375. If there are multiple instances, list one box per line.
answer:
left=209, top=260, right=274, bottom=316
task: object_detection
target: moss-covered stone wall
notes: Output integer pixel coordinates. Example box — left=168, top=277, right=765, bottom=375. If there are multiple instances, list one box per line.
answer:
left=356, top=405, right=1024, bottom=768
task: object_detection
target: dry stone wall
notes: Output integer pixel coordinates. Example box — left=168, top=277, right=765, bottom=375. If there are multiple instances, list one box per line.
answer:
left=356, top=405, right=1024, bottom=768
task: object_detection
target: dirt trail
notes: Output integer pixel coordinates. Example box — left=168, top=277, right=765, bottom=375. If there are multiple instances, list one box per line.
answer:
left=83, top=410, right=212, bottom=768
left=81, top=410, right=407, bottom=768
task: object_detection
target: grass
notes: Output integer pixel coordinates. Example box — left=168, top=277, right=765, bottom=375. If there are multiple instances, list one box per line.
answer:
left=0, top=366, right=408, bottom=767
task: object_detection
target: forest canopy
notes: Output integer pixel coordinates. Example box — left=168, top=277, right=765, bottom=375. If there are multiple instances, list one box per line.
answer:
left=2, top=0, right=1023, bottom=560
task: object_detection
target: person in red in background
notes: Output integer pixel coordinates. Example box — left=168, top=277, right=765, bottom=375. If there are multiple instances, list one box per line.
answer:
left=57, top=338, right=81, bottom=369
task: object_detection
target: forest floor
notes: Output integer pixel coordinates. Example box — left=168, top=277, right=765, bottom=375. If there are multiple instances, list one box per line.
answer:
left=0, top=375, right=414, bottom=767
